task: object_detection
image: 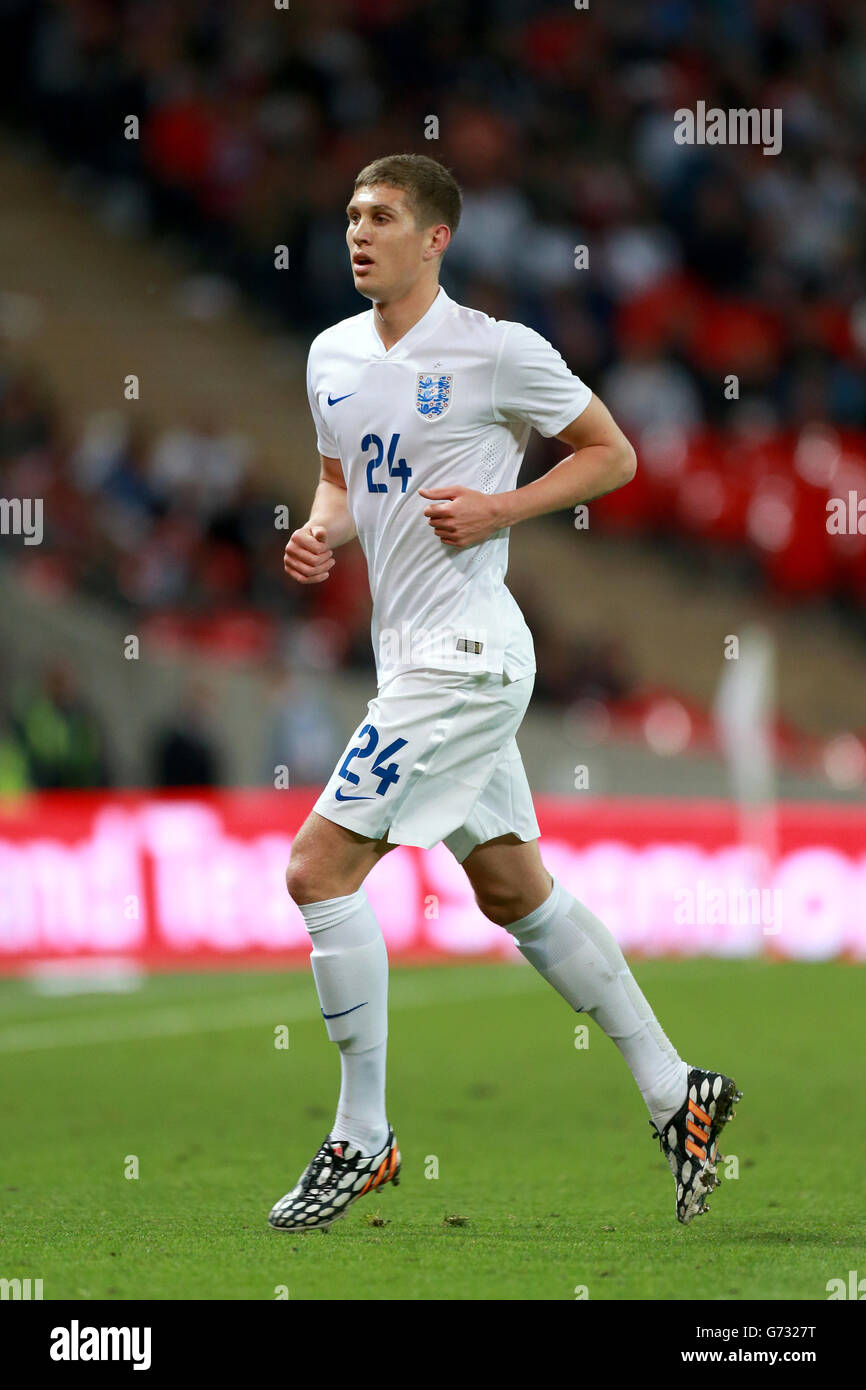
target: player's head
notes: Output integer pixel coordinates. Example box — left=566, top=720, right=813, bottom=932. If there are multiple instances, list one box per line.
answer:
left=346, top=154, right=462, bottom=304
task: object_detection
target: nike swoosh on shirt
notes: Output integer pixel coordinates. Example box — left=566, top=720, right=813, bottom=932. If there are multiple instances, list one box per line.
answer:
left=334, top=787, right=372, bottom=801
left=327, top=392, right=357, bottom=405
left=321, top=1002, right=368, bottom=1020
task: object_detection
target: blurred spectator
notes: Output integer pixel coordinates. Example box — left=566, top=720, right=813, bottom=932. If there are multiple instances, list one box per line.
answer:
left=151, top=681, right=223, bottom=787
left=0, top=362, right=54, bottom=460
left=601, top=339, right=703, bottom=436
left=0, top=714, right=30, bottom=795
left=10, top=663, right=111, bottom=788
left=148, top=410, right=252, bottom=522
left=263, top=666, right=342, bottom=788
left=534, top=631, right=633, bottom=708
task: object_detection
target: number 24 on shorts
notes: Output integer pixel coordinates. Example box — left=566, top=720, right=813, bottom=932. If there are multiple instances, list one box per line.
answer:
left=338, top=723, right=408, bottom=796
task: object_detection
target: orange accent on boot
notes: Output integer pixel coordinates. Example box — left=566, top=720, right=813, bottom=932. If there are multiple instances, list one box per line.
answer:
left=688, top=1097, right=713, bottom=1126
left=371, top=1155, right=389, bottom=1189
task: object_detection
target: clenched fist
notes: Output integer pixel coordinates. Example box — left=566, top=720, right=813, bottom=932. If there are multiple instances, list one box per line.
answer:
left=283, top=524, right=335, bottom=584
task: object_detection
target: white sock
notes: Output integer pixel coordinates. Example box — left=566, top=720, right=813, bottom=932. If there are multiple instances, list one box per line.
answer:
left=332, top=1039, right=389, bottom=1155
left=508, top=877, right=688, bottom=1129
left=298, top=886, right=390, bottom=1154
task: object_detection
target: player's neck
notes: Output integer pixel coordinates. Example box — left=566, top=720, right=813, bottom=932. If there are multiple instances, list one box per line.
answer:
left=372, top=279, right=441, bottom=353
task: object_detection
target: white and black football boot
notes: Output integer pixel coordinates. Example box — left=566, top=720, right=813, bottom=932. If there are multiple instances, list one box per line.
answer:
left=650, top=1068, right=742, bottom=1225
left=268, top=1127, right=401, bottom=1233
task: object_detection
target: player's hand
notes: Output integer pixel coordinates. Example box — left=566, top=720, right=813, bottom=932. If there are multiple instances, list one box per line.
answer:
left=419, top=486, right=505, bottom=548
left=283, top=524, right=335, bottom=583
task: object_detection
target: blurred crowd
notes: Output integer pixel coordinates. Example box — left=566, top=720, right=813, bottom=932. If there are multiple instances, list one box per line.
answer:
left=0, top=658, right=348, bottom=793
left=0, top=341, right=630, bottom=686
left=1, top=0, right=862, bottom=428
left=1, top=2, right=863, bottom=598
left=0, top=353, right=304, bottom=626
left=0, top=351, right=625, bottom=788
left=2, top=0, right=865, bottom=785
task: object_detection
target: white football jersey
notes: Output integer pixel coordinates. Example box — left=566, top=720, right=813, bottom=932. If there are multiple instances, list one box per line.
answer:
left=305, top=286, right=591, bottom=688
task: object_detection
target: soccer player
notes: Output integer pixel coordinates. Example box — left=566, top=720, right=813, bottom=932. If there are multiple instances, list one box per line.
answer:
left=269, top=154, right=741, bottom=1234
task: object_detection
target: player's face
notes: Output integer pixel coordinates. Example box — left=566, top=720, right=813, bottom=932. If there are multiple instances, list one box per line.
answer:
left=345, top=185, right=434, bottom=302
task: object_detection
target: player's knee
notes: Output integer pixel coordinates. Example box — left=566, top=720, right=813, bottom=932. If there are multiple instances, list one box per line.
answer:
left=285, top=855, right=324, bottom=907
left=474, top=887, right=526, bottom=927
left=475, top=877, right=552, bottom=926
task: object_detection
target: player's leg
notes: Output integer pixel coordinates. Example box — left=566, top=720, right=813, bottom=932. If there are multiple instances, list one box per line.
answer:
left=286, top=807, right=397, bottom=903
left=277, top=665, right=515, bottom=1217
left=461, top=833, right=741, bottom=1223
left=462, top=833, right=688, bottom=1125
left=286, top=811, right=397, bottom=1155
left=268, top=813, right=401, bottom=1233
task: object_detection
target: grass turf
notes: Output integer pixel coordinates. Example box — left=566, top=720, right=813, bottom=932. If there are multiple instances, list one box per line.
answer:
left=1, top=959, right=863, bottom=1300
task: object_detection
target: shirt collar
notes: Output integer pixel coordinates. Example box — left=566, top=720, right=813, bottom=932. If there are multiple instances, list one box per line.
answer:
left=368, top=286, right=452, bottom=360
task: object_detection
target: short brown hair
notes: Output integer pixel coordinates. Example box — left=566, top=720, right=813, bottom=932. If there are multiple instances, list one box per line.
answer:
left=353, top=153, right=462, bottom=236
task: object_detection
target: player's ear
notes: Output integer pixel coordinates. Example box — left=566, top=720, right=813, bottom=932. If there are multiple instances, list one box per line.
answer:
left=425, top=223, right=451, bottom=260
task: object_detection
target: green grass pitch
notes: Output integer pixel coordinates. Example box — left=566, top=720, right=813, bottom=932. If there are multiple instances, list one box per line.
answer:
left=1, top=958, right=863, bottom=1300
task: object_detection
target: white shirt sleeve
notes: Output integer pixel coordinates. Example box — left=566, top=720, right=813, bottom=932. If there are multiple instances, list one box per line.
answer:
left=306, top=345, right=339, bottom=458
left=492, top=321, right=592, bottom=438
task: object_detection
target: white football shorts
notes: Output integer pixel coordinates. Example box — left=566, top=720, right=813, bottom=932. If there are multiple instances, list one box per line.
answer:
left=312, top=668, right=540, bottom=862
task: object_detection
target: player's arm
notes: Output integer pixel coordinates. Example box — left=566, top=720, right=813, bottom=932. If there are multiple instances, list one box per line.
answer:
left=283, top=454, right=356, bottom=585
left=497, top=394, right=636, bottom=526
left=421, top=395, right=636, bottom=547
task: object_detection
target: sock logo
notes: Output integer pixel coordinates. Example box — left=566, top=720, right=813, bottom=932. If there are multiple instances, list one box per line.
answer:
left=321, top=1002, right=368, bottom=1020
